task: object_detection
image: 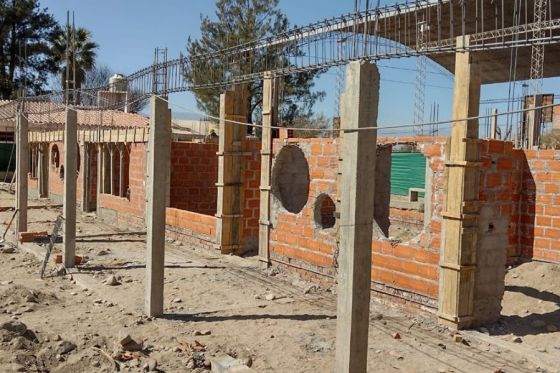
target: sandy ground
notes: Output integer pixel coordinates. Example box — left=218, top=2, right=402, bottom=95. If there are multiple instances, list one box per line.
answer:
left=0, top=191, right=559, bottom=372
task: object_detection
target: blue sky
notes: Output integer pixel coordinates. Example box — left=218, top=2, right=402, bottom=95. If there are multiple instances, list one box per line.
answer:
left=42, top=0, right=560, bottom=136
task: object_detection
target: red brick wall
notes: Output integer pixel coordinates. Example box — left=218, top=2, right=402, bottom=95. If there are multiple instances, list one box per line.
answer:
left=242, top=138, right=261, bottom=249
left=48, top=142, right=65, bottom=198
left=478, top=140, right=523, bottom=263
left=269, top=138, right=338, bottom=274
left=517, top=148, right=560, bottom=263
left=169, top=142, right=218, bottom=216
left=98, top=143, right=146, bottom=219
left=165, top=208, right=217, bottom=250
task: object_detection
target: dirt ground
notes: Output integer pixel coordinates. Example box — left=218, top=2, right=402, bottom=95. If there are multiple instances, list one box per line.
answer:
left=0, top=191, right=559, bottom=372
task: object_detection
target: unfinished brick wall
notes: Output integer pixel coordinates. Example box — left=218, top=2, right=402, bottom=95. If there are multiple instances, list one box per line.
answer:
left=370, top=137, right=447, bottom=306
left=166, top=208, right=217, bottom=251
left=518, top=148, right=560, bottom=263
left=242, top=137, right=261, bottom=251
left=98, top=143, right=146, bottom=227
left=169, top=142, right=218, bottom=216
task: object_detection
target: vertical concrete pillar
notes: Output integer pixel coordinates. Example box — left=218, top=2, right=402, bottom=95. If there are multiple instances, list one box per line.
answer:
left=490, top=109, right=498, bottom=140
left=15, top=111, right=28, bottom=237
left=63, top=108, right=78, bottom=268
left=144, top=96, right=170, bottom=317
left=102, top=144, right=111, bottom=193
left=527, top=94, right=543, bottom=148
left=439, top=36, right=481, bottom=329
left=335, top=61, right=379, bottom=373
left=96, top=144, right=103, bottom=209
left=81, top=143, right=90, bottom=212
left=258, top=73, right=278, bottom=266
left=109, top=145, right=115, bottom=195
left=119, top=145, right=125, bottom=197
left=38, top=143, right=49, bottom=198
left=216, top=84, right=248, bottom=255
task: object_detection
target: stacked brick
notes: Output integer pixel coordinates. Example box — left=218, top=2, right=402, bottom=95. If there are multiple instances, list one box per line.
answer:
left=169, top=142, right=218, bottom=216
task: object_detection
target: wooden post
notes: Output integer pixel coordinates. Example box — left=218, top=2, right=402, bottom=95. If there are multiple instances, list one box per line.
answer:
left=144, top=95, right=171, bottom=317
left=15, top=111, right=28, bottom=237
left=335, top=61, right=379, bottom=373
left=439, top=36, right=481, bottom=329
left=258, top=73, right=278, bottom=266
left=215, top=84, right=248, bottom=255
left=63, top=108, right=78, bottom=268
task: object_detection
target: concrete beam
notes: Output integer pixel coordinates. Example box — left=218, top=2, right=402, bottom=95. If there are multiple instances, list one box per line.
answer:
left=335, top=61, right=379, bottom=373
left=63, top=108, right=78, bottom=268
left=15, top=111, right=28, bottom=237
left=144, top=95, right=171, bottom=317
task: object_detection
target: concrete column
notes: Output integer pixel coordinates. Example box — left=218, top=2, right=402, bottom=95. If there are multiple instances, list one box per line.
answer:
left=439, top=36, right=481, bottom=329
left=63, top=108, right=78, bottom=268
left=527, top=95, right=543, bottom=148
left=216, top=84, right=248, bottom=255
left=38, top=143, right=49, bottom=198
left=109, top=145, right=115, bottom=195
left=81, top=143, right=90, bottom=212
left=490, top=109, right=498, bottom=140
left=258, top=73, right=278, bottom=266
left=96, top=144, right=103, bottom=208
left=119, top=145, right=125, bottom=197
left=145, top=96, right=171, bottom=317
left=335, top=61, right=379, bottom=373
left=15, top=111, right=28, bottom=237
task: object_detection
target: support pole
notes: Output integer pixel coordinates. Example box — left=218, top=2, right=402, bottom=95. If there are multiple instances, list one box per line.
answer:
left=109, top=145, right=115, bottom=195
left=63, top=108, right=78, bottom=268
left=144, top=95, right=170, bottom=317
left=38, top=143, right=49, bottom=198
left=215, top=84, right=248, bottom=255
left=490, top=109, right=498, bottom=139
left=119, top=146, right=125, bottom=198
left=439, top=36, right=481, bottom=329
left=258, top=73, right=278, bottom=266
left=335, top=61, right=379, bottom=373
left=96, top=144, right=103, bottom=206
left=15, top=111, right=28, bottom=237
left=81, top=143, right=90, bottom=212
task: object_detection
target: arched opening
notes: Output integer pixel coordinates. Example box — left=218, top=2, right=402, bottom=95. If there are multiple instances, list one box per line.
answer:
left=51, top=145, right=60, bottom=168
left=272, top=145, right=310, bottom=214
left=314, top=194, right=336, bottom=229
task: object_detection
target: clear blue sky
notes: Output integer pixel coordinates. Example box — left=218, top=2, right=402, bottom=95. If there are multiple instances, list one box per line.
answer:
left=42, top=0, right=560, bottom=136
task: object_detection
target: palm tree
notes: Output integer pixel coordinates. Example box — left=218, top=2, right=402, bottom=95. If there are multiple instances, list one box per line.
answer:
left=51, top=25, right=98, bottom=104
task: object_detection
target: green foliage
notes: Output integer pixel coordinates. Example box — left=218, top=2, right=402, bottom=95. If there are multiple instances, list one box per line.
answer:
left=51, top=24, right=98, bottom=98
left=0, top=0, right=59, bottom=99
left=184, top=0, right=324, bottom=124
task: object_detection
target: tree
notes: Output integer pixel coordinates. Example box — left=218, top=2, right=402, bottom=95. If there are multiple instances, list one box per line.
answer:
left=51, top=24, right=98, bottom=103
left=290, top=113, right=331, bottom=138
left=0, top=0, right=60, bottom=99
left=184, top=0, right=324, bottom=126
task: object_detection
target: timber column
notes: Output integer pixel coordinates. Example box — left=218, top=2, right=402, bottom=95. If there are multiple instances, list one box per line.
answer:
left=144, top=95, right=170, bottom=317
left=15, top=111, right=28, bottom=237
left=216, top=84, right=248, bottom=255
left=63, top=108, right=78, bottom=268
left=439, top=36, right=481, bottom=329
left=335, top=61, right=379, bottom=373
left=258, top=73, right=278, bottom=266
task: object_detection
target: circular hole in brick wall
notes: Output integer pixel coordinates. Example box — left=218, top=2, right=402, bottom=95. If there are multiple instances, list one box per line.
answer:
left=314, top=194, right=336, bottom=229
left=272, top=145, right=310, bottom=214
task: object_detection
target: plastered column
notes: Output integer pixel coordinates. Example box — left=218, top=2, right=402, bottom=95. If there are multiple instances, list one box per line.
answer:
left=15, top=111, right=28, bottom=237
left=63, top=108, right=78, bottom=268
left=335, top=61, right=379, bottom=373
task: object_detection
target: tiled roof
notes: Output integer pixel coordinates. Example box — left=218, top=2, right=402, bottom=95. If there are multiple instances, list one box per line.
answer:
left=0, top=100, right=148, bottom=128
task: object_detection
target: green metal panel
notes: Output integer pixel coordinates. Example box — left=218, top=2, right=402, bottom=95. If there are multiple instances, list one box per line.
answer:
left=390, top=152, right=426, bottom=196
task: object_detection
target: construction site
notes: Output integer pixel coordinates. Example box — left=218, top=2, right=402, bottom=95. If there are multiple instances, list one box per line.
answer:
left=1, top=0, right=560, bottom=372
